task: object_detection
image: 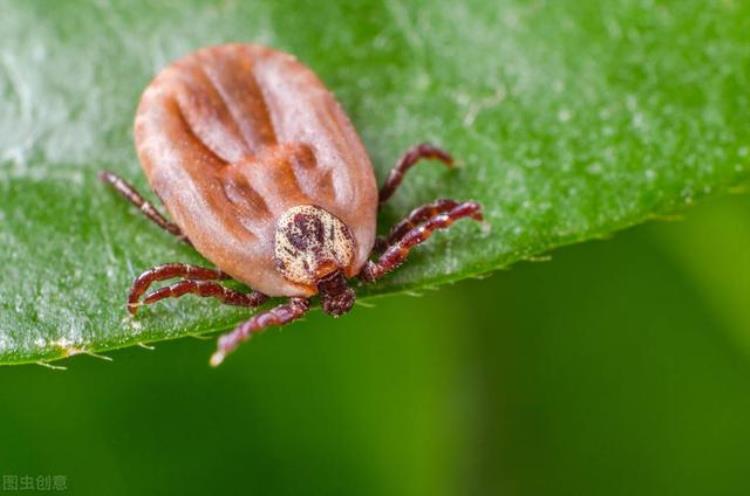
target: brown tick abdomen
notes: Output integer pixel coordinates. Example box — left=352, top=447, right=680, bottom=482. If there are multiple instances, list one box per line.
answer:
left=134, top=44, right=378, bottom=296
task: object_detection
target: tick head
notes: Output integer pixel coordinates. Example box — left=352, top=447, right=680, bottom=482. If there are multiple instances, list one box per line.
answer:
left=274, top=205, right=357, bottom=315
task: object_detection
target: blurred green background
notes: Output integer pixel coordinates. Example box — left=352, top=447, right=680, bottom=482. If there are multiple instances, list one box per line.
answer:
left=1, top=192, right=748, bottom=495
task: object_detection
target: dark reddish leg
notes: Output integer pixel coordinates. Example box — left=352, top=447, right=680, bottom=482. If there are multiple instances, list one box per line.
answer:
left=99, top=170, right=190, bottom=244
left=372, top=199, right=464, bottom=253
left=210, top=297, right=310, bottom=366
left=378, top=143, right=454, bottom=205
left=360, top=200, right=483, bottom=282
left=143, top=280, right=268, bottom=309
left=128, top=263, right=231, bottom=314
left=386, top=198, right=476, bottom=245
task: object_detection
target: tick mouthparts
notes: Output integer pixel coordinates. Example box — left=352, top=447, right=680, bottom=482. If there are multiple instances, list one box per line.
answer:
left=317, top=270, right=355, bottom=316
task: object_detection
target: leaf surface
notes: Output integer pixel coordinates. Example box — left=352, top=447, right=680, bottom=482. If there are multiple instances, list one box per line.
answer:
left=1, top=0, right=748, bottom=364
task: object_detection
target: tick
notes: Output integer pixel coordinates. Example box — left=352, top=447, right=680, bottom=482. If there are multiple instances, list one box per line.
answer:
left=100, top=43, right=483, bottom=365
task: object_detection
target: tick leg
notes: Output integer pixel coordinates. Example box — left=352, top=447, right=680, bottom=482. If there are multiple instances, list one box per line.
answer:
left=99, top=170, right=190, bottom=244
left=372, top=199, right=463, bottom=254
left=142, top=280, right=268, bottom=309
left=359, top=200, right=483, bottom=282
left=379, top=143, right=454, bottom=205
left=128, top=263, right=230, bottom=314
left=384, top=198, right=466, bottom=246
left=210, top=297, right=310, bottom=366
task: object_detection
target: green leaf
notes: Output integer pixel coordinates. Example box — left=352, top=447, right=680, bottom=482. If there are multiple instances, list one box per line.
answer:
left=1, top=0, right=748, bottom=365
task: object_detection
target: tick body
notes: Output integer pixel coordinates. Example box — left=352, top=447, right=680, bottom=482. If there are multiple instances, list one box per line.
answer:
left=101, top=43, right=483, bottom=365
